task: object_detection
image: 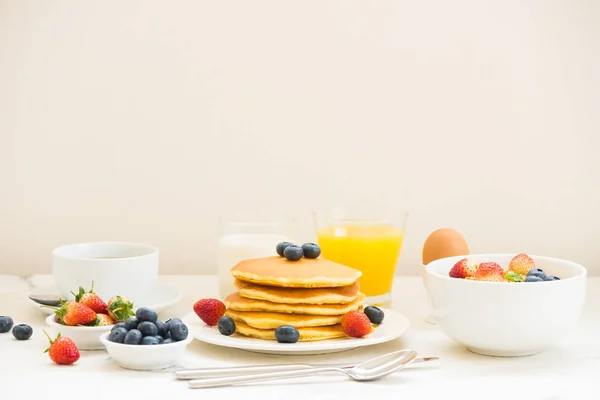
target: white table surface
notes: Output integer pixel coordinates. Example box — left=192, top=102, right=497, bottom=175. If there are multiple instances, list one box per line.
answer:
left=0, top=274, right=598, bottom=400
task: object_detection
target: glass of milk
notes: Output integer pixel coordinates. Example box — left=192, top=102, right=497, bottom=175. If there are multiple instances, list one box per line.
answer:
left=217, top=214, right=294, bottom=298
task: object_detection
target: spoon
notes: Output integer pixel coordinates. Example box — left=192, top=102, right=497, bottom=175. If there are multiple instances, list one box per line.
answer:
left=188, top=349, right=418, bottom=389
left=28, top=294, right=61, bottom=307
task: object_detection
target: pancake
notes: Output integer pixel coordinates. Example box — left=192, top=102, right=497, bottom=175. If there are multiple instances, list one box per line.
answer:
left=231, top=256, right=362, bottom=288
left=225, top=309, right=343, bottom=329
left=234, top=279, right=360, bottom=305
left=224, top=292, right=365, bottom=315
left=233, top=320, right=348, bottom=342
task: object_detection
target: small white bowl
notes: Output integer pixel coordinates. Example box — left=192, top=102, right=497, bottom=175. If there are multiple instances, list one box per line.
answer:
left=99, top=331, right=193, bottom=370
left=45, top=315, right=112, bottom=350
left=426, top=254, right=587, bottom=357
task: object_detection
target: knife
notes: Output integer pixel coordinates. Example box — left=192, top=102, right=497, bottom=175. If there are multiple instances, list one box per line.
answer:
left=173, top=356, right=438, bottom=380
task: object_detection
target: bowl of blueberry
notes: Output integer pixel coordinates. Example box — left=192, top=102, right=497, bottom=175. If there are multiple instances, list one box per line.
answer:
left=426, top=253, right=587, bottom=357
left=100, top=307, right=192, bottom=370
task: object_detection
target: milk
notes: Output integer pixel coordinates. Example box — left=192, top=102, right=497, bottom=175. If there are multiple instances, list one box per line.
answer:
left=217, top=233, right=292, bottom=298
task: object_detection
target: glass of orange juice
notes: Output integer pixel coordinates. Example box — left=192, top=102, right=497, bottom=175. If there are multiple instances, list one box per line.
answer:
left=314, top=207, right=408, bottom=307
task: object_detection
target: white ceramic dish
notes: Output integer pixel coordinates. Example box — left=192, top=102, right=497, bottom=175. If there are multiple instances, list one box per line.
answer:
left=100, top=331, right=193, bottom=370
left=183, top=308, right=410, bottom=356
left=420, top=262, right=436, bottom=325
left=426, top=254, right=587, bottom=357
left=30, top=284, right=182, bottom=315
left=45, top=314, right=112, bottom=350
left=52, top=242, right=159, bottom=303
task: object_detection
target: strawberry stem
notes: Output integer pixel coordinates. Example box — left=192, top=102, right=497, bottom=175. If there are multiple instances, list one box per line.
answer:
left=42, top=329, right=60, bottom=353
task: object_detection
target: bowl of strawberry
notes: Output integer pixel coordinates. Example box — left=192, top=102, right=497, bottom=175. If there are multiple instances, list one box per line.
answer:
left=100, top=307, right=192, bottom=370
left=425, top=253, right=587, bottom=357
left=44, top=283, right=135, bottom=350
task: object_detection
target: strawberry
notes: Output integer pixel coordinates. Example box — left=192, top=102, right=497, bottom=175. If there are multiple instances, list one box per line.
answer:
left=95, top=313, right=115, bottom=326
left=341, top=310, right=373, bottom=338
left=508, top=253, right=536, bottom=276
left=449, top=258, right=477, bottom=279
left=43, top=330, right=80, bottom=365
left=107, top=296, right=135, bottom=322
left=54, top=301, right=97, bottom=326
left=193, top=298, right=226, bottom=326
left=71, top=281, right=108, bottom=314
left=474, top=262, right=505, bottom=282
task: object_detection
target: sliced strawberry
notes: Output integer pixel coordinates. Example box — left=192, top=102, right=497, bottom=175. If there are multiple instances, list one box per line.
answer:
left=508, top=253, right=536, bottom=276
left=449, top=258, right=477, bottom=279
left=341, top=310, right=373, bottom=338
left=193, top=298, right=226, bottom=326
left=474, top=262, right=505, bottom=282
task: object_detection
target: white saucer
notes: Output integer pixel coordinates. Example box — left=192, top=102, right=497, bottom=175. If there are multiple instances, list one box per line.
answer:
left=183, top=308, right=410, bottom=356
left=29, top=284, right=182, bottom=315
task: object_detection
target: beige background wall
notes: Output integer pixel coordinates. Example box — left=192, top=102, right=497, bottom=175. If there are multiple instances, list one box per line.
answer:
left=1, top=1, right=599, bottom=276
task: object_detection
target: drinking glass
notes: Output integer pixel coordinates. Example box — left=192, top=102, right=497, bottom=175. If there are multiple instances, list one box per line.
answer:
left=217, top=214, right=294, bottom=299
left=313, top=207, right=408, bottom=307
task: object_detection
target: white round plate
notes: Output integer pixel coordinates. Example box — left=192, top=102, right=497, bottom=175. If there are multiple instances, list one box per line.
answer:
left=183, top=308, right=410, bottom=356
left=29, top=284, right=182, bottom=315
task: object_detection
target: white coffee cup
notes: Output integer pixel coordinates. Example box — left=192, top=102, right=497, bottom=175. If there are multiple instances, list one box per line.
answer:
left=52, top=242, right=159, bottom=304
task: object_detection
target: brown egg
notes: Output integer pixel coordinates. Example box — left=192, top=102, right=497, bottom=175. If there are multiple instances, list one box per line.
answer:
left=422, top=228, right=470, bottom=265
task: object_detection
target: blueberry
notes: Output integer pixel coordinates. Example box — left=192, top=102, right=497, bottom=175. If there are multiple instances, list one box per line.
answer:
left=275, top=325, right=299, bottom=343
left=301, top=243, right=321, bottom=259
left=170, top=322, right=189, bottom=341
left=138, top=321, right=158, bottom=337
left=141, top=336, right=160, bottom=345
left=124, top=317, right=139, bottom=331
left=155, top=335, right=164, bottom=344
left=165, top=317, right=183, bottom=333
left=0, top=316, right=13, bottom=333
left=546, top=276, right=560, bottom=281
left=112, top=321, right=127, bottom=331
left=276, top=242, right=294, bottom=257
left=136, top=307, right=158, bottom=323
left=12, top=324, right=33, bottom=340
left=217, top=316, right=236, bottom=336
left=163, top=338, right=175, bottom=344
left=527, top=268, right=547, bottom=280
left=109, top=327, right=128, bottom=343
left=363, top=306, right=385, bottom=325
left=283, top=246, right=303, bottom=261
left=525, top=276, right=544, bottom=282
left=123, top=329, right=143, bottom=345
left=155, top=320, right=167, bottom=337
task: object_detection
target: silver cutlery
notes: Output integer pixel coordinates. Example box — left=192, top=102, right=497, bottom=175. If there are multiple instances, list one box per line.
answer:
left=187, top=349, right=419, bottom=389
left=175, top=355, right=438, bottom=380
left=28, top=294, right=61, bottom=307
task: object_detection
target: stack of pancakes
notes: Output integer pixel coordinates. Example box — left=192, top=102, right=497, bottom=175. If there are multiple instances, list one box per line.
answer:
left=224, top=255, right=364, bottom=342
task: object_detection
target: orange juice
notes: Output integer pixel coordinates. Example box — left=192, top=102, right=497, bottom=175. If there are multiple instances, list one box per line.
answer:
left=316, top=225, right=404, bottom=297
